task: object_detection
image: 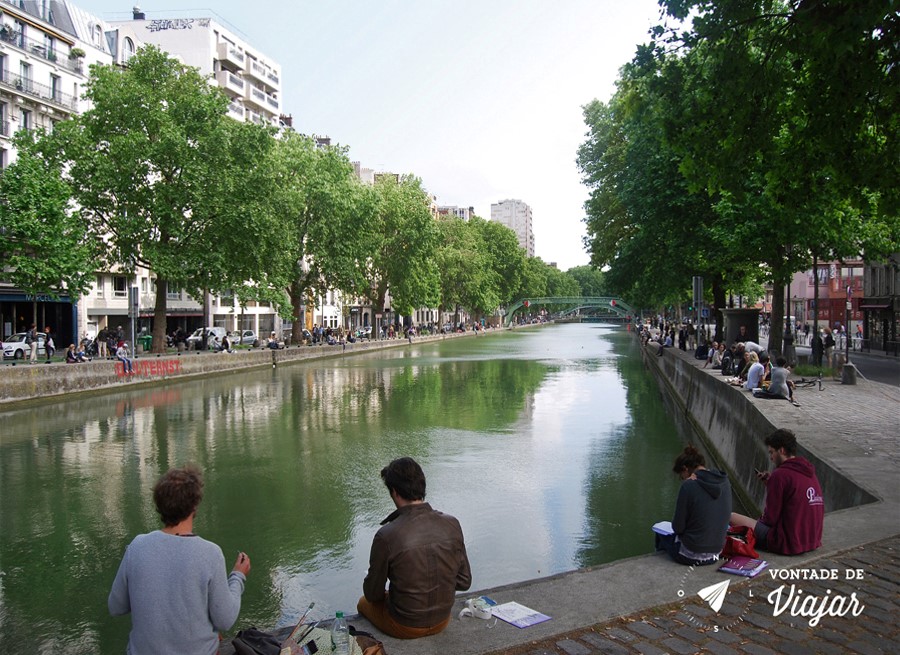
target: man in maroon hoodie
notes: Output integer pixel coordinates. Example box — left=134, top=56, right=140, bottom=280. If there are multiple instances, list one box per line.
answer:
left=732, top=429, right=824, bottom=555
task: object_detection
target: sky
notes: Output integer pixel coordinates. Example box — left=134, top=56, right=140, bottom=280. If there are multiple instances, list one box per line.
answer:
left=81, top=1, right=664, bottom=271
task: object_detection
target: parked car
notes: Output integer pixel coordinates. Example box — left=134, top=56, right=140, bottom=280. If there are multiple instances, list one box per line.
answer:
left=2, top=332, right=47, bottom=359
left=229, top=330, right=259, bottom=347
left=186, top=327, right=228, bottom=350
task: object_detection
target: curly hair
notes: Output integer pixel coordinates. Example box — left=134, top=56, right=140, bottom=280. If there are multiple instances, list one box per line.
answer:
left=672, top=445, right=706, bottom=474
left=153, top=465, right=204, bottom=527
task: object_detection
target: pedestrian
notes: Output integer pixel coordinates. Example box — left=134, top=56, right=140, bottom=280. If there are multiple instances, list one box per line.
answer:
left=116, top=342, right=134, bottom=374
left=27, top=323, right=39, bottom=363
left=44, top=326, right=55, bottom=362
left=731, top=429, right=823, bottom=555
left=656, top=446, right=731, bottom=566
left=109, top=465, right=251, bottom=654
left=358, top=457, right=471, bottom=638
left=98, top=326, right=109, bottom=359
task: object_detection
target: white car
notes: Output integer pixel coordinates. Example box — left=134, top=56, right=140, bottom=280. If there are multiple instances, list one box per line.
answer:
left=186, top=327, right=228, bottom=350
left=2, top=332, right=47, bottom=359
left=229, top=330, right=259, bottom=347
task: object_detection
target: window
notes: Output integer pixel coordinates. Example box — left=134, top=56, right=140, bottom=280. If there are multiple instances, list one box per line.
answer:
left=0, top=148, right=6, bottom=170
left=19, top=109, right=31, bottom=132
left=0, top=102, right=7, bottom=136
left=93, top=25, right=102, bottom=45
left=166, top=283, right=180, bottom=301
left=19, top=62, right=32, bottom=93
left=122, top=37, right=135, bottom=63
left=140, top=277, right=148, bottom=293
left=95, top=276, right=104, bottom=298
left=0, top=54, right=6, bottom=83
left=113, top=276, right=127, bottom=298
left=50, top=74, right=61, bottom=102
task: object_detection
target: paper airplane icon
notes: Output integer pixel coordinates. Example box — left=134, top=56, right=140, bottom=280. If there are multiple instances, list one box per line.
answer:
left=697, top=579, right=730, bottom=613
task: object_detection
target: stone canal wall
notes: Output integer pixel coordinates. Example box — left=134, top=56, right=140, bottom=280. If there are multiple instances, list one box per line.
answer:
left=640, top=343, right=878, bottom=515
left=0, top=332, right=462, bottom=408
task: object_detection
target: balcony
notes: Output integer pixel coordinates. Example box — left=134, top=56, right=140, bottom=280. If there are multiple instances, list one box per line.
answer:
left=0, top=25, right=83, bottom=74
left=215, top=69, right=244, bottom=96
left=216, top=41, right=245, bottom=68
left=226, top=101, right=244, bottom=121
left=244, top=85, right=278, bottom=114
left=0, top=69, right=77, bottom=111
left=245, top=58, right=267, bottom=83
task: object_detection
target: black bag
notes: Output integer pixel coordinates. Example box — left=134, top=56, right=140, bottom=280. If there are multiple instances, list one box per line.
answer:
left=232, top=627, right=282, bottom=655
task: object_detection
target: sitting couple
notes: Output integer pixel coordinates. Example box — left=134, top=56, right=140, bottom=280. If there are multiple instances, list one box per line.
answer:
left=658, top=429, right=823, bottom=565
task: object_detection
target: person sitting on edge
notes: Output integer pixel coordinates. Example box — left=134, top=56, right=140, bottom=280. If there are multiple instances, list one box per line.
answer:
left=65, top=344, right=82, bottom=364
left=731, top=429, right=824, bottom=555
left=656, top=446, right=731, bottom=566
left=109, top=465, right=251, bottom=655
left=116, top=342, right=134, bottom=375
left=703, top=341, right=719, bottom=368
left=358, top=457, right=471, bottom=639
left=267, top=332, right=280, bottom=349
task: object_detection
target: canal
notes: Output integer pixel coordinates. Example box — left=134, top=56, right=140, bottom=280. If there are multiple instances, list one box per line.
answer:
left=0, top=323, right=686, bottom=653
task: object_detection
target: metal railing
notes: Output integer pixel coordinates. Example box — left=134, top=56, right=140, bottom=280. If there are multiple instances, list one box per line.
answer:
left=0, top=25, right=83, bottom=74
left=0, top=68, right=77, bottom=110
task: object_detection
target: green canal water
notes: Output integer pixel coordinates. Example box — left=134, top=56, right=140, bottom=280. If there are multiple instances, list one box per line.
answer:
left=0, top=323, right=685, bottom=653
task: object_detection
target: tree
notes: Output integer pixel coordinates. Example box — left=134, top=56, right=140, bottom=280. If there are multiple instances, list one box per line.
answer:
left=362, top=176, right=440, bottom=320
left=0, top=132, right=96, bottom=301
left=38, top=46, right=286, bottom=352
left=269, top=133, right=375, bottom=343
left=469, top=217, right=526, bottom=307
left=435, top=216, right=496, bottom=322
left=565, top=265, right=606, bottom=297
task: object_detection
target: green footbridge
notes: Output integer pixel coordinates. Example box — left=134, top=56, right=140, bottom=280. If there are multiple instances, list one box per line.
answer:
left=504, top=297, right=635, bottom=327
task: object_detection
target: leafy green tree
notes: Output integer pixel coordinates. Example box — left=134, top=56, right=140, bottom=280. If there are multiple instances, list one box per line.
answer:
left=565, top=265, right=606, bottom=297
left=269, top=133, right=375, bottom=342
left=35, top=46, right=286, bottom=352
left=363, top=176, right=440, bottom=320
left=469, top=217, right=526, bottom=307
left=0, top=133, right=96, bottom=302
left=435, top=216, right=496, bottom=322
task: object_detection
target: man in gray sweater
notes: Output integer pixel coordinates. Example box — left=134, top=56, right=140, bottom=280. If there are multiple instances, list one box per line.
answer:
left=109, top=465, right=251, bottom=655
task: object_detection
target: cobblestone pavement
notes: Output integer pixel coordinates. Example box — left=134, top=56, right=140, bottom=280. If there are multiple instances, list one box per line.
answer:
left=486, top=536, right=899, bottom=655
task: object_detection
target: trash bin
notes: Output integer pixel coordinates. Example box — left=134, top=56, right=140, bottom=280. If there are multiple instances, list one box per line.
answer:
left=139, top=334, right=152, bottom=353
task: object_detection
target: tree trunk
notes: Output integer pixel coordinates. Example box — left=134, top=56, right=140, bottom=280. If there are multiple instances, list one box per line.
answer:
left=152, top=278, right=167, bottom=353
left=769, top=282, right=784, bottom=355
left=289, top=279, right=304, bottom=344
left=712, top=275, right=726, bottom=343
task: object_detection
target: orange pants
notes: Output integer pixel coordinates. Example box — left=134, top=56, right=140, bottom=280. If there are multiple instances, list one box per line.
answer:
left=356, top=594, right=450, bottom=639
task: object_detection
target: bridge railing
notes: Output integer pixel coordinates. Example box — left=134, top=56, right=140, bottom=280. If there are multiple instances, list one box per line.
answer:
left=504, top=297, right=635, bottom=326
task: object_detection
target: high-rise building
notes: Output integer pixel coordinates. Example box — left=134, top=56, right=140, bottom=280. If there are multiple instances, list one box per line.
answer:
left=111, top=9, right=282, bottom=127
left=491, top=199, right=534, bottom=257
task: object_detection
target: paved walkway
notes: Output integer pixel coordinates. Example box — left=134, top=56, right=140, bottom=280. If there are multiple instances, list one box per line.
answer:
left=483, top=535, right=899, bottom=655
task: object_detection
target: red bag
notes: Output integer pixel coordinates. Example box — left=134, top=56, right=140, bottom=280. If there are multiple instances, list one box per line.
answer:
left=721, top=524, right=759, bottom=559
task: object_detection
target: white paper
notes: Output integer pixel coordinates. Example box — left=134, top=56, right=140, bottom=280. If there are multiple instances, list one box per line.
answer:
left=652, top=520, right=674, bottom=535
left=491, top=601, right=551, bottom=628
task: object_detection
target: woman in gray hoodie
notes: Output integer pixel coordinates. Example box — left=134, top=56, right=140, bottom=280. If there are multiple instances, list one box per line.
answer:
left=657, top=446, right=732, bottom=565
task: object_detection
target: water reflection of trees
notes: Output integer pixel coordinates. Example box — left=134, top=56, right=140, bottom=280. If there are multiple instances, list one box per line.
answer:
left=0, top=352, right=550, bottom=652
left=575, top=333, right=683, bottom=567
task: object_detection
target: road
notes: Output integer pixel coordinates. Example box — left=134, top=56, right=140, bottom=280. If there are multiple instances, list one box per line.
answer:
left=795, top=344, right=900, bottom=386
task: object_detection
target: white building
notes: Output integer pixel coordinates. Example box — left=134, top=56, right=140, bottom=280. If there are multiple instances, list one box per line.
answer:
left=110, top=9, right=282, bottom=127
left=437, top=205, right=475, bottom=221
left=490, top=199, right=535, bottom=258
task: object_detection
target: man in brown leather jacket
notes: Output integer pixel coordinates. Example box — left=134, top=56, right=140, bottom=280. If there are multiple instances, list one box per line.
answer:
left=357, top=457, right=472, bottom=638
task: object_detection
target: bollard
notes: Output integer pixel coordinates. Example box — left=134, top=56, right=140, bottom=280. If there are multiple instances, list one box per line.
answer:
left=841, top=362, right=858, bottom=385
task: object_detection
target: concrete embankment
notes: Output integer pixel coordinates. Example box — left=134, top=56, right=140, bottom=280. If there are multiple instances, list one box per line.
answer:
left=0, top=331, right=478, bottom=408
left=324, top=336, right=898, bottom=655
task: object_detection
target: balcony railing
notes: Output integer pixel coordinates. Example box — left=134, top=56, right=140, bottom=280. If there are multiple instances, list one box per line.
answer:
left=0, top=68, right=78, bottom=110
left=0, top=25, right=84, bottom=74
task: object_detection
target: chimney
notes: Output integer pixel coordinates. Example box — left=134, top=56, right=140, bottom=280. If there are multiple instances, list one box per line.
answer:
left=133, top=5, right=145, bottom=20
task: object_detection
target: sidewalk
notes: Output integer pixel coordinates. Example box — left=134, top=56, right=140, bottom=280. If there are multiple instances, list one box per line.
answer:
left=348, top=338, right=899, bottom=655
left=485, top=534, right=899, bottom=655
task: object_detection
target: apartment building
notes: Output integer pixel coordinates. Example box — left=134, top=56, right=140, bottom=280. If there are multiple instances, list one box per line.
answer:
left=490, top=199, right=535, bottom=257
left=0, top=0, right=143, bottom=343
left=437, top=205, right=476, bottom=221
left=112, top=9, right=282, bottom=127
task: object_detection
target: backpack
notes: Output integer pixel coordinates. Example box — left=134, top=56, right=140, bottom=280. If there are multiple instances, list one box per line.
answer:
left=720, top=352, right=733, bottom=375
left=25, top=329, right=34, bottom=345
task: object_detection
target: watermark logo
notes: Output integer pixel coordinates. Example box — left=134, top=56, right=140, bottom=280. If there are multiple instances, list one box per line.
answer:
left=675, top=564, right=868, bottom=631
left=765, top=568, right=866, bottom=628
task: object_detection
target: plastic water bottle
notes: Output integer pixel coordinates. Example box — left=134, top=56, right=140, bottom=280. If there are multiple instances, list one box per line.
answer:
left=331, top=610, right=349, bottom=654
